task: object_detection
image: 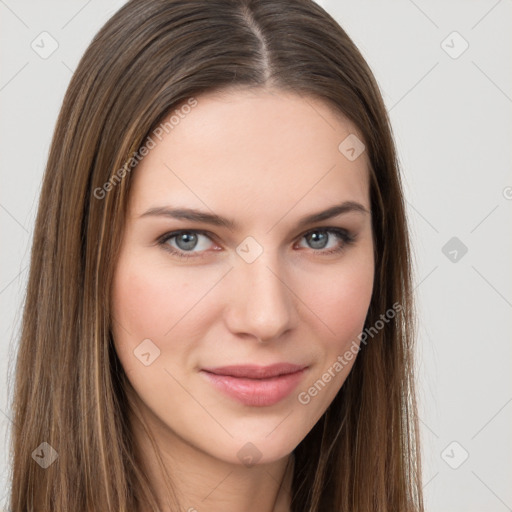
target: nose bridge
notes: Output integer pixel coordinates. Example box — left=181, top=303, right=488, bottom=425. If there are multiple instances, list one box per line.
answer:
left=227, top=244, right=295, bottom=341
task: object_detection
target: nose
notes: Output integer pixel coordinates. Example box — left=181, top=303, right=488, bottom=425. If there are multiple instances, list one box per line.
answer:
left=224, top=252, right=297, bottom=343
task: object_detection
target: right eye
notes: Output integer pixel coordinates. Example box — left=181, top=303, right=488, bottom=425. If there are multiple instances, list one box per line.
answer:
left=158, top=230, right=219, bottom=259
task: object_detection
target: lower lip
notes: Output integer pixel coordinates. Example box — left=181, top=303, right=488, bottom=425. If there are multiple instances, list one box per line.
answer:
left=200, top=368, right=307, bottom=407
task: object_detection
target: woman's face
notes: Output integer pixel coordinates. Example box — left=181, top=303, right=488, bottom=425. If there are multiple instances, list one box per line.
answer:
left=111, top=88, right=374, bottom=466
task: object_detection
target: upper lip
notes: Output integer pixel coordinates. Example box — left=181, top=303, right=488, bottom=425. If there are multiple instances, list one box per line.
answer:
left=201, top=363, right=308, bottom=379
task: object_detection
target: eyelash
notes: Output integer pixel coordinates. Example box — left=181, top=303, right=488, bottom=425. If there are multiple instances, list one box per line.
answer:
left=157, top=227, right=357, bottom=260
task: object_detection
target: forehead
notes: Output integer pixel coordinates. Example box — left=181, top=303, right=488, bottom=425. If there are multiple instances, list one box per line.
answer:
left=129, top=88, right=370, bottom=219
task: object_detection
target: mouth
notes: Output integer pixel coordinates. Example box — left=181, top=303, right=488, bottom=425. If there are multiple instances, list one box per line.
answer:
left=200, top=363, right=309, bottom=407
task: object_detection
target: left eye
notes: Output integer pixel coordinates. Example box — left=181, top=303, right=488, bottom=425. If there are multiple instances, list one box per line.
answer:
left=297, top=229, right=352, bottom=251
left=158, top=228, right=355, bottom=259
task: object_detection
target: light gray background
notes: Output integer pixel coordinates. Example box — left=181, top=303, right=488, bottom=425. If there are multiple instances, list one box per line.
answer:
left=1, top=1, right=511, bottom=511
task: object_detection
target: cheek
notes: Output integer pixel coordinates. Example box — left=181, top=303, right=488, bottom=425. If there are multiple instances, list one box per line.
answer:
left=111, top=256, right=194, bottom=340
left=110, top=252, right=223, bottom=381
left=304, top=255, right=374, bottom=349
left=332, top=271, right=373, bottom=338
left=291, top=257, right=374, bottom=429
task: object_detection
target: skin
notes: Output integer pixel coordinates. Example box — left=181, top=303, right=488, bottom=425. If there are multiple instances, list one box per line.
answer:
left=111, top=87, right=375, bottom=512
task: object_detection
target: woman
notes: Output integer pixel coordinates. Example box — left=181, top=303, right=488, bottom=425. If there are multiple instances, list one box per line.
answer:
left=7, top=0, right=423, bottom=510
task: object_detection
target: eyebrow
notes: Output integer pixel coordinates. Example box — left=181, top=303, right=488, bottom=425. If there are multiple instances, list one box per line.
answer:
left=139, top=200, right=370, bottom=231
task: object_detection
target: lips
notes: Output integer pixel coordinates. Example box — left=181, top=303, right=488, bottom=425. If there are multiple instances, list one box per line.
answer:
left=201, top=363, right=308, bottom=379
left=200, top=363, right=309, bottom=407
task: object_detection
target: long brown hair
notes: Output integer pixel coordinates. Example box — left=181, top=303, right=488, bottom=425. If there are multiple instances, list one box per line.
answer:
left=7, top=0, right=423, bottom=510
